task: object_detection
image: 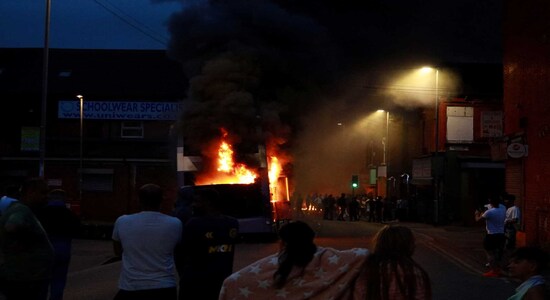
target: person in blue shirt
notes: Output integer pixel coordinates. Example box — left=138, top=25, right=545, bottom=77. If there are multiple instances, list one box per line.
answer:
left=475, top=195, right=506, bottom=277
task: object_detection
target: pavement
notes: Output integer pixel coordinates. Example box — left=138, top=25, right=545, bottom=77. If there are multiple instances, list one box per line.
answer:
left=404, top=221, right=490, bottom=276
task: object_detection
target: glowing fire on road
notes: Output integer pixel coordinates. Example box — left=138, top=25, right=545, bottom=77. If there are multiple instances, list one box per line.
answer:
left=194, top=128, right=289, bottom=202
left=195, top=129, right=258, bottom=185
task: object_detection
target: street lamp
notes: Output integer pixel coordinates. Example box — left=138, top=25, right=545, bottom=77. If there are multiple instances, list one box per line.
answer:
left=77, top=95, right=84, bottom=203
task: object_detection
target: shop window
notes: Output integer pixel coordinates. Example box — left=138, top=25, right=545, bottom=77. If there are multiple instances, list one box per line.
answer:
left=81, top=169, right=114, bottom=192
left=121, top=121, right=143, bottom=138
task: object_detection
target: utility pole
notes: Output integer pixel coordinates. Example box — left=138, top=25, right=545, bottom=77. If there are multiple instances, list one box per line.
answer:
left=39, top=0, right=51, bottom=177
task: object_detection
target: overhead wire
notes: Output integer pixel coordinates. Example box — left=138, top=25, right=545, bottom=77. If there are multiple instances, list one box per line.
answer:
left=92, top=0, right=169, bottom=47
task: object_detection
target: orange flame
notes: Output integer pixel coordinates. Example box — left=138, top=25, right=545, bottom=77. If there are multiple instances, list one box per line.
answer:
left=268, top=156, right=281, bottom=187
left=195, top=129, right=258, bottom=185
left=194, top=128, right=290, bottom=203
left=217, top=141, right=234, bottom=173
left=268, top=156, right=282, bottom=201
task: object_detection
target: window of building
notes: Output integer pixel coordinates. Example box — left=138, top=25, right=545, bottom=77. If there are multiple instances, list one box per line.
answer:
left=81, top=168, right=114, bottom=192
left=447, top=106, right=474, bottom=143
left=58, top=70, right=72, bottom=77
left=121, top=121, right=144, bottom=138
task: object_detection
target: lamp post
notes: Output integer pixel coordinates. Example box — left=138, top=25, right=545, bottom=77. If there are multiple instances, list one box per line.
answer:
left=376, top=109, right=390, bottom=197
left=434, top=68, right=440, bottom=154
left=77, top=95, right=84, bottom=203
left=421, top=66, right=440, bottom=224
left=39, top=0, right=52, bottom=177
left=433, top=68, right=440, bottom=225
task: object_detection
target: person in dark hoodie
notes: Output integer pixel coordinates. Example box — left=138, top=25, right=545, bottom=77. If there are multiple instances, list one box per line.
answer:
left=0, top=177, right=54, bottom=300
left=35, top=189, right=81, bottom=300
left=175, top=188, right=239, bottom=300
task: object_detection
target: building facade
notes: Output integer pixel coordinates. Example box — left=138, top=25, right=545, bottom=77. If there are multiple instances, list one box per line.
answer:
left=411, top=64, right=504, bottom=225
left=0, top=49, right=186, bottom=231
left=503, top=0, right=550, bottom=247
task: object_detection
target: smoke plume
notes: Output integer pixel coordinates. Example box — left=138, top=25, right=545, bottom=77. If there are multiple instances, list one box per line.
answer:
left=165, top=0, right=502, bottom=194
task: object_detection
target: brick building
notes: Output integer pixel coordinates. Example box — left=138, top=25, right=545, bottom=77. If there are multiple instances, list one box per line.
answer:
left=503, top=1, right=550, bottom=247
left=0, top=48, right=186, bottom=230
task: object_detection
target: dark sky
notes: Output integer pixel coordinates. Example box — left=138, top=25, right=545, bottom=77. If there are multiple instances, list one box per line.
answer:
left=0, top=0, right=180, bottom=49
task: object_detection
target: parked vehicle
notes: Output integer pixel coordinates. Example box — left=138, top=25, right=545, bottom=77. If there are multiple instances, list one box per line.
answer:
left=175, top=182, right=278, bottom=240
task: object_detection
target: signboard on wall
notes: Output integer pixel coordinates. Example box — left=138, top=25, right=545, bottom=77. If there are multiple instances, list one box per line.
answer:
left=481, top=111, right=503, bottom=138
left=447, top=106, right=474, bottom=142
left=412, top=158, right=432, bottom=179
left=507, top=143, right=528, bottom=158
left=21, top=127, right=39, bottom=151
left=58, top=101, right=182, bottom=120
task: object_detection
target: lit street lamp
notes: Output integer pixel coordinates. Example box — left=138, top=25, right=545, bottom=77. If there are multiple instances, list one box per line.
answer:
left=77, top=94, right=84, bottom=203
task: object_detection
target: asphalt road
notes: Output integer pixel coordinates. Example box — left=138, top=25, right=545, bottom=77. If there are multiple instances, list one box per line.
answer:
left=63, top=217, right=516, bottom=300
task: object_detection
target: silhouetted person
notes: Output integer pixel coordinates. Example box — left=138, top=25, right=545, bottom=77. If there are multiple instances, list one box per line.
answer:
left=348, top=196, right=360, bottom=221
left=504, top=194, right=521, bottom=250
left=506, top=247, right=549, bottom=300
left=0, top=177, right=54, bottom=300
left=363, top=225, right=432, bottom=300
left=220, top=221, right=368, bottom=299
left=337, top=193, right=348, bottom=221
left=176, top=188, right=239, bottom=300
left=0, top=184, right=20, bottom=216
left=475, top=195, right=506, bottom=277
left=374, top=196, right=383, bottom=222
left=35, top=189, right=80, bottom=300
left=323, top=194, right=336, bottom=220
left=112, top=183, right=182, bottom=300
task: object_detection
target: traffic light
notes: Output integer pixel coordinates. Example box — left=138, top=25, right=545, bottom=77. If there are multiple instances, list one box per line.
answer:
left=351, top=175, right=359, bottom=188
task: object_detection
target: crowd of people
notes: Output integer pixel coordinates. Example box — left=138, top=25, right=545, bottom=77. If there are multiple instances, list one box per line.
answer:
left=474, top=192, right=550, bottom=299
left=474, top=192, right=524, bottom=278
left=292, top=192, right=408, bottom=223
left=0, top=178, right=80, bottom=300
left=1, top=179, right=548, bottom=300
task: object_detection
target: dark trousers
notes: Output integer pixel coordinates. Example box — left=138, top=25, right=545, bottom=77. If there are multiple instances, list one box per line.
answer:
left=50, top=239, right=72, bottom=300
left=114, top=287, right=177, bottom=300
left=505, top=224, right=517, bottom=249
left=483, top=233, right=506, bottom=268
left=179, top=277, right=225, bottom=300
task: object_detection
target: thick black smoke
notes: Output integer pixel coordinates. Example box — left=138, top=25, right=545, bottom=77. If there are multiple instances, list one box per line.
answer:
left=164, top=0, right=502, bottom=193
left=167, top=0, right=337, bottom=155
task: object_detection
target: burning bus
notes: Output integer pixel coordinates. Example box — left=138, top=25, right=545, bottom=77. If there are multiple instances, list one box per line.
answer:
left=175, top=128, right=291, bottom=238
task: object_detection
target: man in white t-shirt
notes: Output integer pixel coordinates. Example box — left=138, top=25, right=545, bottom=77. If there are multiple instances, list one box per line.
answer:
left=475, top=195, right=506, bottom=277
left=112, top=183, right=182, bottom=300
left=504, top=194, right=521, bottom=250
